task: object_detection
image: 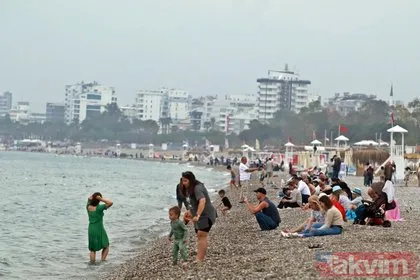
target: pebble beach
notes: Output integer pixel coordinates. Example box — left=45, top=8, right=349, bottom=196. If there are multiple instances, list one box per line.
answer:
left=107, top=172, right=420, bottom=280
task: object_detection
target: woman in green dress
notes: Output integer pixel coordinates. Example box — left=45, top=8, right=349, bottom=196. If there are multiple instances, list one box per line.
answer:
left=87, top=192, right=113, bottom=263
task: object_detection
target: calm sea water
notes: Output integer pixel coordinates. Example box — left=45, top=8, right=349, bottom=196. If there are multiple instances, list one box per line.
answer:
left=0, top=152, right=227, bottom=280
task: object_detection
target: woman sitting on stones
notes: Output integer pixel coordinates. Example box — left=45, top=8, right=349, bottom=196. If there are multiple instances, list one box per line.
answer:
left=277, top=180, right=302, bottom=209
left=282, top=194, right=344, bottom=238
left=353, top=182, right=395, bottom=227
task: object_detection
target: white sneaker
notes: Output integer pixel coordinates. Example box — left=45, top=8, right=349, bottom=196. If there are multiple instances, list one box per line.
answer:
left=281, top=231, right=291, bottom=237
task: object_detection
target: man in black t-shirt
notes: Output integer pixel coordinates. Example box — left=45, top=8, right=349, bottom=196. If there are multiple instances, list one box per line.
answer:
left=218, top=189, right=232, bottom=214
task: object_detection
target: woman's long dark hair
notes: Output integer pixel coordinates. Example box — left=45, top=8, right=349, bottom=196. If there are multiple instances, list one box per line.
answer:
left=319, top=195, right=333, bottom=210
left=90, top=192, right=102, bottom=206
left=181, top=171, right=202, bottom=197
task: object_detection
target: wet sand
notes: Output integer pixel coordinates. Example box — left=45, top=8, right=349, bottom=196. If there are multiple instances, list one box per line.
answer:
left=107, top=172, right=420, bottom=280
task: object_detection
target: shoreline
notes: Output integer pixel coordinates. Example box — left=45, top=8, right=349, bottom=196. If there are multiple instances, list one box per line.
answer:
left=101, top=160, right=230, bottom=279
left=106, top=173, right=420, bottom=279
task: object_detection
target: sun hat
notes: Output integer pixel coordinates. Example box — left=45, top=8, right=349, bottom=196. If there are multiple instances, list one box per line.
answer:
left=332, top=185, right=342, bottom=193
left=352, top=188, right=362, bottom=196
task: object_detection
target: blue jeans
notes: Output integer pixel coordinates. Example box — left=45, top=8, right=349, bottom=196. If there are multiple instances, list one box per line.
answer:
left=255, top=212, right=278, bottom=231
left=300, top=222, right=342, bottom=237
left=333, top=170, right=339, bottom=179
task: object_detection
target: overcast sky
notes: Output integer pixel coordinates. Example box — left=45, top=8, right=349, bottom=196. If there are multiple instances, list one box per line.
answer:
left=1, top=0, right=419, bottom=112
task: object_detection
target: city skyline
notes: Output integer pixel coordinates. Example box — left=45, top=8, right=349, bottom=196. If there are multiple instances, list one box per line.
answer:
left=1, top=1, right=419, bottom=112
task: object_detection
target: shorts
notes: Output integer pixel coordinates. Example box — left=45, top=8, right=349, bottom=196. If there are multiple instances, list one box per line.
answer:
left=230, top=179, right=236, bottom=184
left=195, top=218, right=213, bottom=233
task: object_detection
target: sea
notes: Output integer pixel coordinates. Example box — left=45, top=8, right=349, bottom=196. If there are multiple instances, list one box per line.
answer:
left=0, top=152, right=227, bottom=279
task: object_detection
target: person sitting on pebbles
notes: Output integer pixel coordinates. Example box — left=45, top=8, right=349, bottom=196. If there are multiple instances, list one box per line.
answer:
left=277, top=179, right=302, bottom=209
left=328, top=186, right=347, bottom=222
left=282, top=194, right=344, bottom=238
left=349, top=188, right=363, bottom=209
left=331, top=186, right=351, bottom=212
left=317, top=177, right=333, bottom=195
left=282, top=195, right=325, bottom=234
left=243, top=188, right=281, bottom=231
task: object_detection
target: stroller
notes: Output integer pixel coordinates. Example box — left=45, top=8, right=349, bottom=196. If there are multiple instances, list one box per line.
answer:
left=354, top=184, right=396, bottom=227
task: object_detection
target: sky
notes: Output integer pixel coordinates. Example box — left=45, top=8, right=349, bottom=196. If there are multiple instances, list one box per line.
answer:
left=1, top=0, right=419, bottom=112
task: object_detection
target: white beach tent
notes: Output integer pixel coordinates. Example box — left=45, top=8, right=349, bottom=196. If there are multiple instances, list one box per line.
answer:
left=285, top=141, right=295, bottom=147
left=335, top=135, right=349, bottom=141
left=354, top=140, right=379, bottom=146
left=335, top=135, right=349, bottom=147
left=379, top=140, right=389, bottom=146
left=310, top=139, right=322, bottom=145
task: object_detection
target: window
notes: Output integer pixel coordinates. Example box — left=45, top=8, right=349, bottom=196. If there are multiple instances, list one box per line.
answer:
left=87, top=105, right=101, bottom=110
left=87, top=94, right=101, bottom=100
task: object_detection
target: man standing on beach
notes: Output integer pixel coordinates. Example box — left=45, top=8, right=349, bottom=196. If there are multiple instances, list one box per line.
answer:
left=265, top=157, right=274, bottom=186
left=243, top=188, right=281, bottom=231
left=239, top=156, right=260, bottom=201
left=332, top=155, right=341, bottom=179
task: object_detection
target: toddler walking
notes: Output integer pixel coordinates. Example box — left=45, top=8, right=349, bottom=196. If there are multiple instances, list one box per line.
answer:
left=168, top=206, right=188, bottom=266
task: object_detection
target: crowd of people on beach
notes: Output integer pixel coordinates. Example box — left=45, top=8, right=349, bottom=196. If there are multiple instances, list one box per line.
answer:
left=237, top=156, right=399, bottom=238
left=84, top=154, right=404, bottom=268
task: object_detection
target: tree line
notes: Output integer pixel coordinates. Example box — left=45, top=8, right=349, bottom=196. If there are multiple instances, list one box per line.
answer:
left=0, top=99, right=419, bottom=147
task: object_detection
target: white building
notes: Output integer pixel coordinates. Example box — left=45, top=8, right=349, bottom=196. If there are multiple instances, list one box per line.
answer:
left=189, top=95, right=217, bottom=131
left=307, top=94, right=321, bottom=105
left=9, top=101, right=30, bottom=124
left=257, top=64, right=311, bottom=120
left=30, top=113, right=46, bottom=124
left=135, top=89, right=165, bottom=122
left=325, top=92, right=376, bottom=116
left=229, top=108, right=259, bottom=135
left=211, top=94, right=257, bottom=133
left=134, top=88, right=190, bottom=126
left=64, top=81, right=117, bottom=124
left=120, top=105, right=139, bottom=121
left=0, top=91, right=12, bottom=117
left=167, top=89, right=189, bottom=122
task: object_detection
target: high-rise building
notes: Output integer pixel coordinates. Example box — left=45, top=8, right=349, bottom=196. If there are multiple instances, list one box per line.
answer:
left=64, top=81, right=117, bottom=124
left=134, top=88, right=191, bottom=123
left=257, top=65, right=311, bottom=120
left=167, top=89, right=189, bottom=122
left=135, top=89, right=165, bottom=122
left=46, top=103, right=65, bottom=123
left=9, top=101, right=30, bottom=124
left=0, top=91, right=13, bottom=117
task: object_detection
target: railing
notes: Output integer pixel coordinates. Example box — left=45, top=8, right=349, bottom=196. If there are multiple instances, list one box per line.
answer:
left=392, top=145, right=404, bottom=156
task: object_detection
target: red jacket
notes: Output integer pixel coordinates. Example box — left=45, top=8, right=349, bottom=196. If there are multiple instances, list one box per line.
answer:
left=331, top=198, right=347, bottom=222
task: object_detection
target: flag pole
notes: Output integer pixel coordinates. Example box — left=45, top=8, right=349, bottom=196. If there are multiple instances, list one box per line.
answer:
left=330, top=131, right=333, bottom=147
left=324, top=129, right=327, bottom=146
